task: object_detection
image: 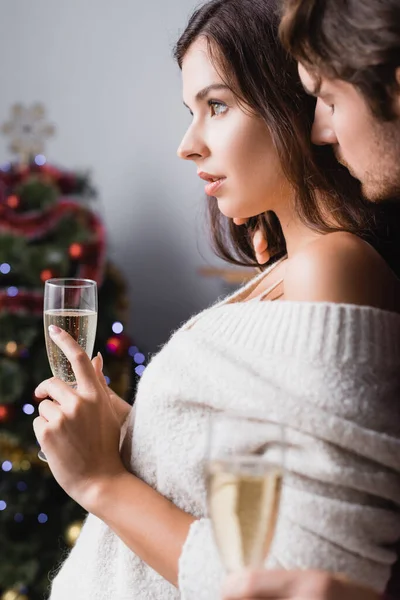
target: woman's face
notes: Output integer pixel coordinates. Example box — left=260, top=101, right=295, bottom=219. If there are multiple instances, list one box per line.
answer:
left=177, top=37, right=288, bottom=219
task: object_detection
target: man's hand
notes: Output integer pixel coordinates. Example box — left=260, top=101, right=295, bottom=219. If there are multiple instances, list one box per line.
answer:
left=222, top=569, right=381, bottom=600
left=233, top=217, right=270, bottom=265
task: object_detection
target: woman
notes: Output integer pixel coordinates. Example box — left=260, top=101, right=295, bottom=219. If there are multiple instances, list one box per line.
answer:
left=34, top=1, right=400, bottom=598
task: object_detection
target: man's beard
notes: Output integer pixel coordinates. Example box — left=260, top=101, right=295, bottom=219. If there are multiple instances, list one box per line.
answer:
left=335, top=121, right=400, bottom=203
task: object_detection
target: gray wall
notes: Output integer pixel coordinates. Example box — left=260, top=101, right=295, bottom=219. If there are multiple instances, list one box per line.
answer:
left=0, top=0, right=231, bottom=354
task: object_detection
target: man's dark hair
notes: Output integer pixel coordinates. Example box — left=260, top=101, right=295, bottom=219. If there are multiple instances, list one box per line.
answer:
left=280, top=0, right=400, bottom=120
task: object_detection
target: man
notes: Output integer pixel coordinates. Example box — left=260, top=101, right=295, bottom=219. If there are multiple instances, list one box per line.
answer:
left=225, top=0, right=400, bottom=598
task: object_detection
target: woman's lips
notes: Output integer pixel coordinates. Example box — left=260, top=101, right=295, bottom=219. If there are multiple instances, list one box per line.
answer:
left=204, top=177, right=226, bottom=196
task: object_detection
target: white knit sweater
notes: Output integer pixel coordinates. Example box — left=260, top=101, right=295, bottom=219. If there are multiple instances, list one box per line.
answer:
left=49, top=268, right=400, bottom=600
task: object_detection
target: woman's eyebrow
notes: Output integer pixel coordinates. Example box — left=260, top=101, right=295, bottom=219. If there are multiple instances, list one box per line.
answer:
left=183, top=83, right=230, bottom=109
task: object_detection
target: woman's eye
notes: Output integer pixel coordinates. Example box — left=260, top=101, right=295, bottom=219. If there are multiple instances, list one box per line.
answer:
left=208, top=101, right=228, bottom=117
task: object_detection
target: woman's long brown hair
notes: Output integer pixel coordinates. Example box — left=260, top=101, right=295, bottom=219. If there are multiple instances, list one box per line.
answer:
left=174, top=0, right=400, bottom=275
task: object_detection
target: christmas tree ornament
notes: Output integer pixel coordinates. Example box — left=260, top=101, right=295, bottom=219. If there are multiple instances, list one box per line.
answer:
left=106, top=336, right=121, bottom=354
left=6, top=195, right=19, bottom=209
left=46, top=249, right=64, bottom=264
left=0, top=404, right=11, bottom=422
left=69, top=242, right=83, bottom=259
left=40, top=269, right=54, bottom=283
left=65, top=520, right=83, bottom=546
left=1, top=103, right=55, bottom=164
left=5, top=341, right=18, bottom=356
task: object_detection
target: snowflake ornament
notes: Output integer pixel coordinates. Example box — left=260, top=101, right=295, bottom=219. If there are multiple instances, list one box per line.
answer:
left=1, top=103, right=55, bottom=163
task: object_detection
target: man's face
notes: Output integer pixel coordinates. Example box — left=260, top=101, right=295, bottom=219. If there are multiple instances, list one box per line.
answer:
left=298, top=63, right=400, bottom=202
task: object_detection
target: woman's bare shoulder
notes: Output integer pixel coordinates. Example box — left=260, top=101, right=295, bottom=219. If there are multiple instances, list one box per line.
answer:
left=284, top=231, right=400, bottom=312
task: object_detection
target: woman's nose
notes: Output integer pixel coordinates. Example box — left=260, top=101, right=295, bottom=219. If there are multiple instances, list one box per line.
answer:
left=177, top=125, right=209, bottom=161
left=311, top=99, right=338, bottom=146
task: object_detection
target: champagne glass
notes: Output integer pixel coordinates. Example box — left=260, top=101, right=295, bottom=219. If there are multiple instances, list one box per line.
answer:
left=206, top=412, right=286, bottom=572
left=38, top=278, right=98, bottom=462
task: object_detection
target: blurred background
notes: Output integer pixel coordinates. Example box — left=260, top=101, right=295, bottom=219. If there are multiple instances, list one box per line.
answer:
left=0, top=2, right=247, bottom=598
left=0, top=0, right=230, bottom=355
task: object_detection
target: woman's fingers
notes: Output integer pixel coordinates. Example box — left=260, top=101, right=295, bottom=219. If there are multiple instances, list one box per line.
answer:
left=253, top=229, right=270, bottom=264
left=33, top=416, right=47, bottom=445
left=233, top=218, right=270, bottom=264
left=38, top=398, right=63, bottom=422
left=91, top=352, right=130, bottom=426
left=47, top=326, right=98, bottom=395
left=92, top=352, right=108, bottom=387
left=34, top=377, right=76, bottom=408
left=253, top=229, right=268, bottom=254
left=34, top=401, right=64, bottom=455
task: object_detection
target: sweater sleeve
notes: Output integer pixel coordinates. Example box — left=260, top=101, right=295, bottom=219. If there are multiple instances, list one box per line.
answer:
left=178, top=518, right=225, bottom=600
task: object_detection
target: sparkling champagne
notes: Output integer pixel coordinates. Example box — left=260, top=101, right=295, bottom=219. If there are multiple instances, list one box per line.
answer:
left=207, top=460, right=282, bottom=571
left=44, top=309, right=97, bottom=384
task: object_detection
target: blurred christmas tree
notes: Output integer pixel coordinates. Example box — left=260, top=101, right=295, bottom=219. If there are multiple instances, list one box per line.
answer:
left=0, top=104, right=146, bottom=600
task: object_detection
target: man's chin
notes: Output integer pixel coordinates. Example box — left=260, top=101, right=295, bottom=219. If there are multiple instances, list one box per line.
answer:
left=360, top=182, right=380, bottom=203
left=360, top=179, right=400, bottom=203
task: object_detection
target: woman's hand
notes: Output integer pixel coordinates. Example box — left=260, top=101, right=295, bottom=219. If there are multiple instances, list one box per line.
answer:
left=33, top=325, right=127, bottom=511
left=221, top=569, right=381, bottom=600
left=91, top=352, right=132, bottom=428
left=233, top=217, right=270, bottom=264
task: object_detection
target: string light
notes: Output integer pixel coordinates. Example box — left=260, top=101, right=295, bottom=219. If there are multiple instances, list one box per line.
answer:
left=14, top=513, right=24, bottom=523
left=104, top=376, right=111, bottom=385
left=7, top=286, right=18, bottom=297
left=0, top=405, right=10, bottom=422
left=0, top=500, right=7, bottom=511
left=17, top=481, right=27, bottom=492
left=69, top=243, right=83, bottom=259
left=112, top=322, right=123, bottom=334
left=0, top=263, right=11, bottom=274
left=40, top=269, right=53, bottom=282
left=134, top=352, right=145, bottom=365
left=22, top=404, right=35, bottom=415
left=5, top=341, right=18, bottom=356
left=6, top=195, right=19, bottom=209
left=65, top=520, right=83, bottom=545
left=34, top=154, right=46, bottom=166
left=128, top=346, right=146, bottom=375
left=38, top=513, right=48, bottom=523
left=2, top=461, right=12, bottom=472
left=106, top=337, right=121, bottom=354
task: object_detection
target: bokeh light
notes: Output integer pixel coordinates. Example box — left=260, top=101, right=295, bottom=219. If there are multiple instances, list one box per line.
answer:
left=0, top=263, right=11, bottom=274
left=34, top=154, right=47, bottom=166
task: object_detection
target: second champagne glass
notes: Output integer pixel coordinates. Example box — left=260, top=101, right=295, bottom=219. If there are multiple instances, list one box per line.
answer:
left=38, top=278, right=98, bottom=461
left=206, top=412, right=285, bottom=572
